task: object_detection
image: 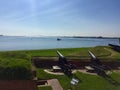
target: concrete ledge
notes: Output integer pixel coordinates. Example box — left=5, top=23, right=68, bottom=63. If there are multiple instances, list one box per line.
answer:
left=53, top=66, right=62, bottom=72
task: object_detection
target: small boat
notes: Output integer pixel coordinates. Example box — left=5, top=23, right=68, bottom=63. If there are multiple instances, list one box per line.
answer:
left=57, top=38, right=61, bottom=41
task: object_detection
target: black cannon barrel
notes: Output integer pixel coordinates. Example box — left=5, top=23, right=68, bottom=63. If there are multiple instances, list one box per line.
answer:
left=88, top=51, right=102, bottom=65
left=88, top=51, right=97, bottom=60
left=56, top=50, right=68, bottom=64
left=57, top=51, right=64, bottom=58
left=109, top=44, right=120, bottom=52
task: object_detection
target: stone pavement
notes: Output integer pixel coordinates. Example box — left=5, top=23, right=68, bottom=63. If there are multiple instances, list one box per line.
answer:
left=47, top=79, right=63, bottom=90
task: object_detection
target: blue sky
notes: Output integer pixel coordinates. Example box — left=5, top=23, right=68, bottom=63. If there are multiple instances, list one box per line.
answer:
left=0, top=0, right=120, bottom=37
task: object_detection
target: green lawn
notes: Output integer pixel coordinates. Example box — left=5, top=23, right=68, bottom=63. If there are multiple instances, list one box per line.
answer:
left=38, top=86, right=52, bottom=90
left=37, top=68, right=120, bottom=90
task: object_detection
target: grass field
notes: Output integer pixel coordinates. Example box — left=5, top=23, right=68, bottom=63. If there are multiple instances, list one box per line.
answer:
left=37, top=68, right=120, bottom=90
left=0, top=46, right=120, bottom=61
left=38, top=86, right=52, bottom=90
left=0, top=46, right=120, bottom=89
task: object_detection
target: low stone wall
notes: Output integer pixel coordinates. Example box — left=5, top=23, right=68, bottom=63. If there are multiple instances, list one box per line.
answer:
left=32, top=57, right=120, bottom=69
left=0, top=80, right=37, bottom=90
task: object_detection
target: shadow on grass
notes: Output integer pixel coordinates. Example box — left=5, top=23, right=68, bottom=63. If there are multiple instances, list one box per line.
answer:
left=105, top=76, right=120, bottom=86
left=99, top=72, right=120, bottom=87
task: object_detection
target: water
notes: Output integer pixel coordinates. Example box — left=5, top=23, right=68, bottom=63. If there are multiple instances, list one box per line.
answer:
left=0, top=36, right=119, bottom=51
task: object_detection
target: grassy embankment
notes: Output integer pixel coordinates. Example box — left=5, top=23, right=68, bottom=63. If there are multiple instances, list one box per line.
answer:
left=0, top=51, right=33, bottom=79
left=0, top=46, right=120, bottom=89
left=1, top=46, right=120, bottom=61
left=28, top=46, right=120, bottom=61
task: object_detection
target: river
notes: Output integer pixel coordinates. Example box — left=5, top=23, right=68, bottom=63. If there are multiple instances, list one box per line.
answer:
left=0, top=36, right=119, bottom=51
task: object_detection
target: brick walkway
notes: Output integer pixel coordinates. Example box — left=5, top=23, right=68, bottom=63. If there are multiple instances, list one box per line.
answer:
left=47, top=79, right=63, bottom=90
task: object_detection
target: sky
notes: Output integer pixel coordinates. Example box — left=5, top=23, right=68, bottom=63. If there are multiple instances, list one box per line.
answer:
left=0, top=0, right=120, bottom=37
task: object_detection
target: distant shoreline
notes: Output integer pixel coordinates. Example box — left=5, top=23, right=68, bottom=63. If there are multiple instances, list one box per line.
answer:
left=63, top=36, right=119, bottom=39
left=0, top=35, right=3, bottom=36
left=0, top=35, right=119, bottom=39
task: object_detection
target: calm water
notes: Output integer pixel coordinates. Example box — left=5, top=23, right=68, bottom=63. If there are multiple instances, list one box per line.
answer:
left=0, top=36, right=119, bottom=51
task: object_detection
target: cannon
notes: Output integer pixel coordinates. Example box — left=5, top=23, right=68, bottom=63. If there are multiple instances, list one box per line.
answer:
left=56, top=51, right=75, bottom=76
left=88, top=51, right=112, bottom=75
left=109, top=44, right=120, bottom=52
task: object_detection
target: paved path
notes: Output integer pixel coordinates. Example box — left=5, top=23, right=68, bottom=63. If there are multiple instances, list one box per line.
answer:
left=44, top=69, right=64, bottom=75
left=78, top=69, right=97, bottom=75
left=47, top=79, right=63, bottom=90
left=44, top=69, right=97, bottom=76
